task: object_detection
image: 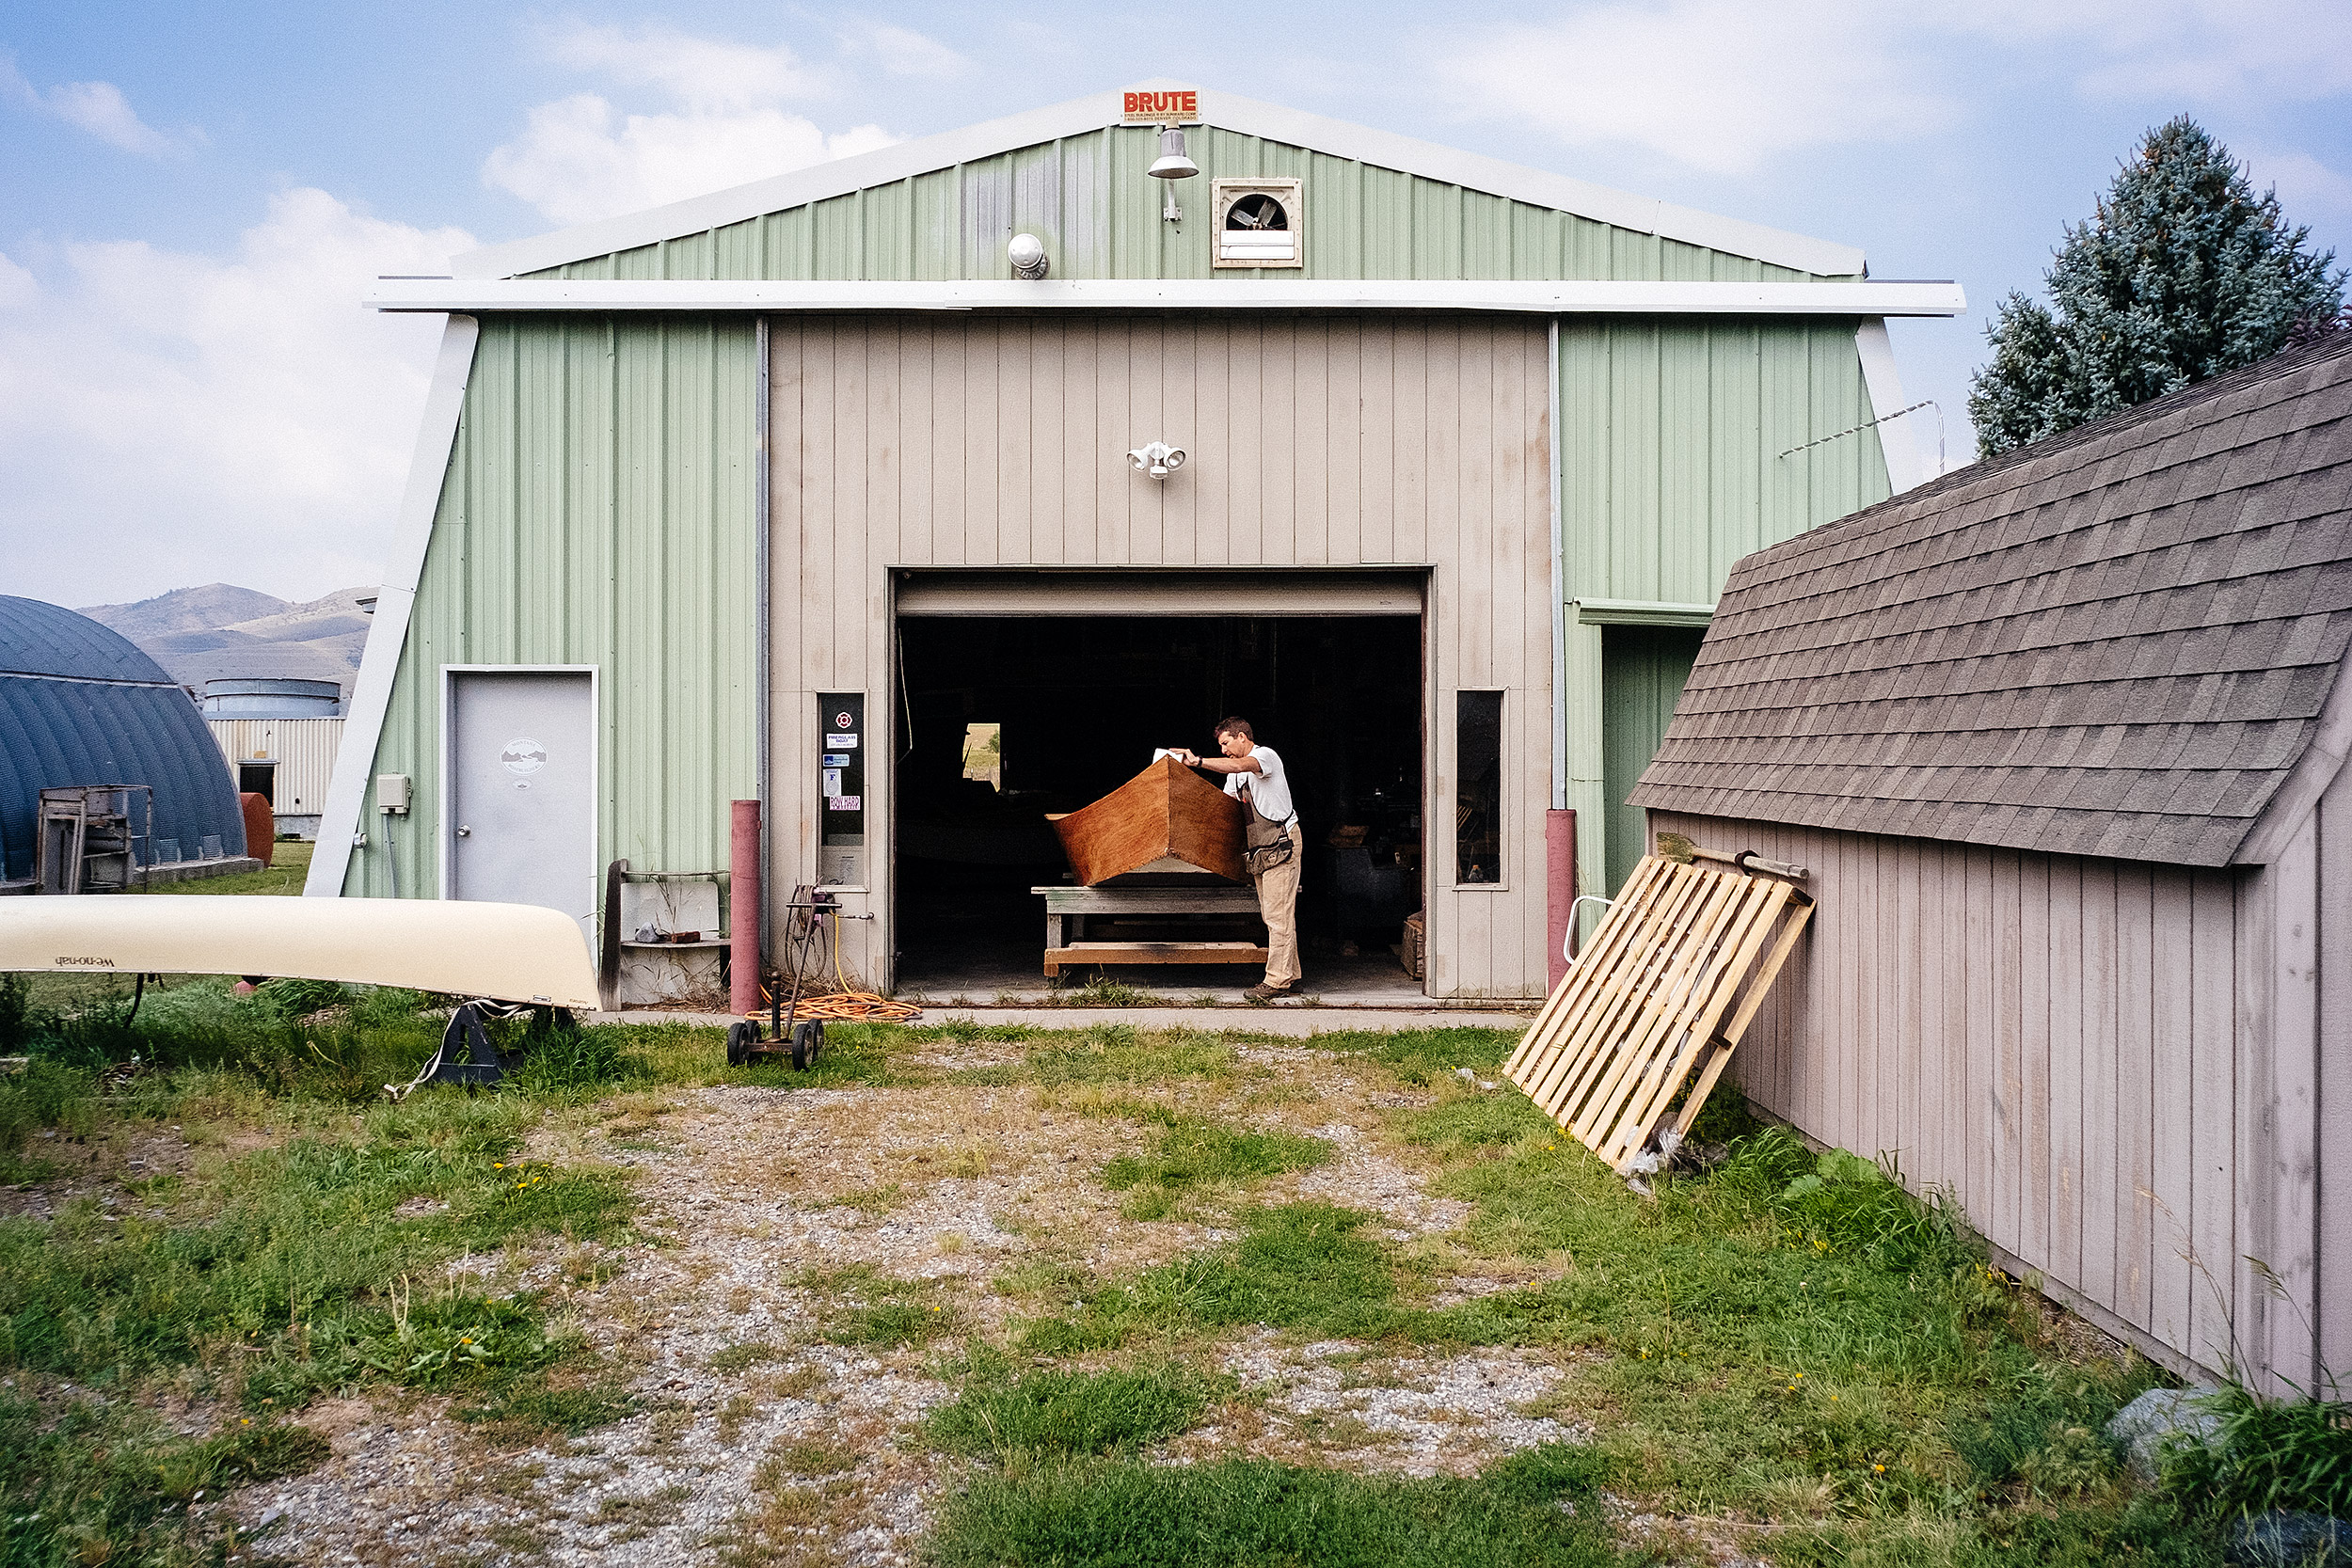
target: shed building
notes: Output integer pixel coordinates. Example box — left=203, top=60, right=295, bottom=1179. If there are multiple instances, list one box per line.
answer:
left=0, top=595, right=248, bottom=885
left=1631, top=333, right=2352, bottom=1392
left=314, top=82, right=1961, bottom=1000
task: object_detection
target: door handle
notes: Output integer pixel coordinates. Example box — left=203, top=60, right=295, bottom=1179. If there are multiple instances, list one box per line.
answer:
left=455, top=826, right=471, bottom=837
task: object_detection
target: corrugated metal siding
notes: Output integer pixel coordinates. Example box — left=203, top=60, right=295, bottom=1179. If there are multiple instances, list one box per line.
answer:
left=0, top=597, right=246, bottom=879
left=208, top=719, right=342, bottom=817
left=0, top=674, right=246, bottom=879
left=1648, top=803, right=2344, bottom=1397
left=1600, top=627, right=1703, bottom=893
left=342, top=316, right=757, bottom=898
left=1563, top=319, right=1889, bottom=903
left=532, top=128, right=1836, bottom=284
left=771, top=314, right=1556, bottom=998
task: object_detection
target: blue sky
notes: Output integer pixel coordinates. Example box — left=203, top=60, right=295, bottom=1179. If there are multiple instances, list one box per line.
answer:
left=5, top=1, right=2348, bottom=605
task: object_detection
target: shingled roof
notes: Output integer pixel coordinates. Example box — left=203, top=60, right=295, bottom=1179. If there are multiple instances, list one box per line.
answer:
left=1629, top=331, right=2352, bottom=867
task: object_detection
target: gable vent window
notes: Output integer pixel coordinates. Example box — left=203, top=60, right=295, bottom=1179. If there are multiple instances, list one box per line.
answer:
left=1213, top=179, right=1303, bottom=268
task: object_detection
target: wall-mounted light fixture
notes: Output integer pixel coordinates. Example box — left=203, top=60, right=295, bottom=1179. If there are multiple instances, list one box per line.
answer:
left=1147, top=126, right=1199, bottom=224
left=1008, top=232, right=1048, bottom=279
left=1126, top=441, right=1186, bottom=479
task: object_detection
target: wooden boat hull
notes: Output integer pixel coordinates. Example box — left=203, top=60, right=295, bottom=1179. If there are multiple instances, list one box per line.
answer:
left=1050, top=756, right=1247, bottom=885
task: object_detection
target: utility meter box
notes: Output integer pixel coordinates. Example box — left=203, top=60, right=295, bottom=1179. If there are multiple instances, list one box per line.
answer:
left=376, top=773, right=412, bottom=815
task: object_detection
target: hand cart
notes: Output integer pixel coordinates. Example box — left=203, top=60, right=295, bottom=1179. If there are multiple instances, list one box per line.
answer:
left=727, top=885, right=839, bottom=1070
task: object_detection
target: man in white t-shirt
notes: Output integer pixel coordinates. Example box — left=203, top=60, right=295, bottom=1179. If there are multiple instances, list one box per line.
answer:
left=1173, top=717, right=1302, bottom=1002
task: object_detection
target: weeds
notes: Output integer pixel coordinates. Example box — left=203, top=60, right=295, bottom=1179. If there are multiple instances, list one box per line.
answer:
left=929, top=1359, right=1219, bottom=1459
left=0, top=1389, right=328, bottom=1568
left=2163, top=1380, right=2352, bottom=1521
left=1100, top=1117, right=1332, bottom=1203
left=930, top=1443, right=1621, bottom=1568
left=0, top=1094, right=630, bottom=1387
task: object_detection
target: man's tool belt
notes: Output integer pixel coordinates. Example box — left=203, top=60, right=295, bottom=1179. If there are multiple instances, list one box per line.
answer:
left=1243, top=803, right=1295, bottom=878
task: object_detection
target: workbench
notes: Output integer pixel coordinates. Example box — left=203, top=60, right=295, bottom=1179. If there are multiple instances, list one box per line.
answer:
left=1031, top=883, right=1266, bottom=975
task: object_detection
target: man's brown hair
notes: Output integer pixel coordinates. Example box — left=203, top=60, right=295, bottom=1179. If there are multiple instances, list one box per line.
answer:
left=1215, top=716, right=1254, bottom=741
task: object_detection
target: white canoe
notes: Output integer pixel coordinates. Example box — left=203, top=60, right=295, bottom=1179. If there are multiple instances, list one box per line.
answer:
left=0, top=896, right=599, bottom=1010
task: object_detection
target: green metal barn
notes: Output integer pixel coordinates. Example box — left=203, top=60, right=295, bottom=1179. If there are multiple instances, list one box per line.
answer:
left=313, top=82, right=1962, bottom=1003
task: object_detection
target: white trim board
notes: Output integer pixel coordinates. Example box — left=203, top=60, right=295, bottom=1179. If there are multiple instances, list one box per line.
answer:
left=453, top=80, right=1867, bottom=281
left=370, top=277, right=1964, bottom=318
left=308, top=314, right=481, bottom=898
left=1855, top=318, right=1928, bottom=492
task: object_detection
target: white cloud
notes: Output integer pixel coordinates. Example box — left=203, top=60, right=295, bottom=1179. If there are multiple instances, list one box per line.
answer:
left=2, top=54, right=193, bottom=156
left=483, top=21, right=909, bottom=227
left=1945, top=0, right=2352, bottom=104
left=847, top=23, right=970, bottom=81
left=541, top=22, right=829, bottom=111
left=2243, top=147, right=2352, bottom=234
left=1435, top=0, right=1957, bottom=175
left=0, top=251, right=36, bottom=309
left=1437, top=0, right=2352, bottom=174
left=0, top=191, right=471, bottom=604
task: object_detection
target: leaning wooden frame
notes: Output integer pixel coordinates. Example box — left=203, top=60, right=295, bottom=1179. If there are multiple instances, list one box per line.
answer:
left=1505, top=853, right=1815, bottom=1176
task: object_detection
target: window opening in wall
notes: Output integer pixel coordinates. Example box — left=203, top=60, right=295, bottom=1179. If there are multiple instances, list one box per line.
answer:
left=961, top=722, right=1002, bottom=790
left=1455, top=690, right=1502, bottom=885
left=237, top=763, right=276, bottom=804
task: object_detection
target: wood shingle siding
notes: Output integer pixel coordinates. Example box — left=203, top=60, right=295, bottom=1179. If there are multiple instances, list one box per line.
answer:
left=1635, top=335, right=2352, bottom=1393
left=1634, top=335, right=2352, bottom=867
left=1647, top=805, right=2347, bottom=1392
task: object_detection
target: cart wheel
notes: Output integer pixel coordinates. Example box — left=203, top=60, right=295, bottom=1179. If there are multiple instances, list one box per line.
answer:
left=726, top=1021, right=756, bottom=1068
left=807, top=1021, right=824, bottom=1066
left=789, top=1021, right=817, bottom=1071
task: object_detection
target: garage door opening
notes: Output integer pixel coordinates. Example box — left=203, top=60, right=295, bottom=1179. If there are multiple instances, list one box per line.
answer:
left=894, top=614, right=1424, bottom=998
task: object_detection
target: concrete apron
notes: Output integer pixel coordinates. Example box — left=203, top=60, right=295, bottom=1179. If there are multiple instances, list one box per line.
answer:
left=586, top=1006, right=1534, bottom=1037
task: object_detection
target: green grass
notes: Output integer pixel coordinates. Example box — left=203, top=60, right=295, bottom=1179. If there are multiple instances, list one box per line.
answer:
left=0, top=1091, right=631, bottom=1394
left=930, top=1444, right=1623, bottom=1568
left=0, top=1388, right=329, bottom=1568
left=929, top=1362, right=1218, bottom=1459
left=150, top=837, right=314, bottom=895
left=2163, top=1380, right=2352, bottom=1521
left=1101, top=1116, right=1332, bottom=1217
left=810, top=1266, right=958, bottom=1349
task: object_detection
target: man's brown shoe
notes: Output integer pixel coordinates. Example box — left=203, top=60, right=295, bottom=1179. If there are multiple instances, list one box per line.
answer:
left=1244, top=981, right=1293, bottom=1004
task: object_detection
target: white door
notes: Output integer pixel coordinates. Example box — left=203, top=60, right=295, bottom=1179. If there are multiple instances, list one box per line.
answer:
left=447, top=671, right=596, bottom=940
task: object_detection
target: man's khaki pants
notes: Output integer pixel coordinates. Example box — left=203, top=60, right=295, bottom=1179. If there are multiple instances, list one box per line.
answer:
left=1251, top=821, right=1305, bottom=987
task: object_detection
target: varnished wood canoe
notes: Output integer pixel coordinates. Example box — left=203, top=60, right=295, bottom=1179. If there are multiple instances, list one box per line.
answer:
left=1050, top=756, right=1247, bottom=885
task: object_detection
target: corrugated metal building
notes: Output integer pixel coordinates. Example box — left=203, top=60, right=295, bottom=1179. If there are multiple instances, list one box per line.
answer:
left=207, top=719, right=345, bottom=838
left=1632, top=334, right=2352, bottom=1392
left=314, top=83, right=1961, bottom=999
left=0, top=595, right=247, bottom=882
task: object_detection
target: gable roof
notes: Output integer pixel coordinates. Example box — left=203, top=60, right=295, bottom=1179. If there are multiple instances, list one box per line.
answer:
left=454, top=80, right=1866, bottom=281
left=1629, top=332, right=2352, bottom=868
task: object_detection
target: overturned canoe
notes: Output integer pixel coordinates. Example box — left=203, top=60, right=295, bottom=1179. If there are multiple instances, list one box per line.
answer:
left=0, top=895, right=600, bottom=1010
left=1050, top=756, right=1247, bottom=885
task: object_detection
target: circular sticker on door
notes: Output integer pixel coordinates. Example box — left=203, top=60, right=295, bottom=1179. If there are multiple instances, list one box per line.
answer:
left=834, top=711, right=853, bottom=730
left=501, top=737, right=548, bottom=775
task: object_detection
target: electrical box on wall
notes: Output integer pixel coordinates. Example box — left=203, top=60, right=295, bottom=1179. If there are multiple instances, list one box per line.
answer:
left=376, top=773, right=411, bottom=815
left=1213, top=179, right=1302, bottom=268
left=818, top=692, right=866, bottom=887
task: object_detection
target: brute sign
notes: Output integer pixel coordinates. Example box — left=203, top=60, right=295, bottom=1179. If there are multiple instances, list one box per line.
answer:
left=1121, top=88, right=1200, bottom=125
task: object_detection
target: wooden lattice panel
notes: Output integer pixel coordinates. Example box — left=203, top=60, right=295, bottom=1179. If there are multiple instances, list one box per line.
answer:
left=1506, top=855, right=1815, bottom=1174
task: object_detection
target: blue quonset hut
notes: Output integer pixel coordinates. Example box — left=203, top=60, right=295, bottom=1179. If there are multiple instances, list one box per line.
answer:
left=0, top=595, right=246, bottom=883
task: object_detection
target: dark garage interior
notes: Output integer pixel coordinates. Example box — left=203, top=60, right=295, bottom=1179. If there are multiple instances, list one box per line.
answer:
left=892, top=614, right=1424, bottom=995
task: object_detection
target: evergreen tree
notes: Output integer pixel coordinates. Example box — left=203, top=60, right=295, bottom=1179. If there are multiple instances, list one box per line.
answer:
left=1968, top=118, right=2344, bottom=456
